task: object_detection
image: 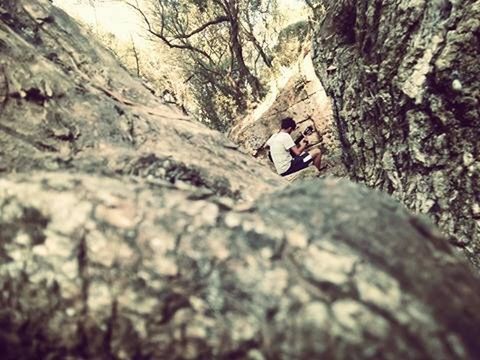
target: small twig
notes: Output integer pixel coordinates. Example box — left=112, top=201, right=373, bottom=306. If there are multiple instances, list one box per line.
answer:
left=0, top=65, right=9, bottom=116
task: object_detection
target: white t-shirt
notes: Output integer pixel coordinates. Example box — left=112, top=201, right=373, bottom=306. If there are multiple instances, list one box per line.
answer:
left=266, top=132, right=295, bottom=174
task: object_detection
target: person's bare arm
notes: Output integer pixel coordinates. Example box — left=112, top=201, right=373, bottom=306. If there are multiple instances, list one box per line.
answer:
left=290, top=139, right=309, bottom=156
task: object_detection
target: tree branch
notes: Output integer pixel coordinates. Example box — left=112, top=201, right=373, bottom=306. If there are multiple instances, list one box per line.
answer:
left=130, top=36, right=140, bottom=77
left=243, top=27, right=273, bottom=68
left=178, top=16, right=229, bottom=39
left=0, top=65, right=9, bottom=116
left=126, top=2, right=215, bottom=63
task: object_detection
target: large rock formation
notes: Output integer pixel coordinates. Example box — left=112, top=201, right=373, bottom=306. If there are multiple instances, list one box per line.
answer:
left=2, top=173, right=480, bottom=359
left=0, top=0, right=283, bottom=201
left=311, top=0, right=480, bottom=265
left=2, top=0, right=480, bottom=359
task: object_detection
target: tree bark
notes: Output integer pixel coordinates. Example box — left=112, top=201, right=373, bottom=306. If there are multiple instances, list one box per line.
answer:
left=311, top=0, right=480, bottom=266
left=225, top=0, right=263, bottom=100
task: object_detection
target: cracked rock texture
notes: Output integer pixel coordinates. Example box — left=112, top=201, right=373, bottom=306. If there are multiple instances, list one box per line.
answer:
left=2, top=0, right=480, bottom=359
left=2, top=174, right=480, bottom=359
left=311, top=0, right=480, bottom=265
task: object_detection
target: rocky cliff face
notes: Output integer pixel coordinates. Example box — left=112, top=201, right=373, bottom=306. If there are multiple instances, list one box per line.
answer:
left=311, top=0, right=480, bottom=265
left=2, top=0, right=480, bottom=359
left=229, top=53, right=345, bottom=178
left=0, top=0, right=283, bottom=200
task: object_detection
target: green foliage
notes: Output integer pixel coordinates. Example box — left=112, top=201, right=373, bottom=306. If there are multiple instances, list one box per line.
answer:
left=278, top=20, right=310, bottom=42
left=275, top=20, right=310, bottom=66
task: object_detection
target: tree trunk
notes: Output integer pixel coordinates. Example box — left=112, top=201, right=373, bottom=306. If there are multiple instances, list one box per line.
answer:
left=226, top=0, right=263, bottom=100
left=311, top=0, right=480, bottom=266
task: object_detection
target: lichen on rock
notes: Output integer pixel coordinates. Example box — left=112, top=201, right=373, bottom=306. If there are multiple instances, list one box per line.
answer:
left=311, top=0, right=480, bottom=265
left=1, top=173, right=480, bottom=358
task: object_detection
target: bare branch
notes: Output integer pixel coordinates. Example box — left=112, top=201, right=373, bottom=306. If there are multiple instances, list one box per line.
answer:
left=126, top=2, right=215, bottom=62
left=242, top=25, right=273, bottom=68
left=0, top=65, right=9, bottom=115
left=178, top=16, right=229, bottom=39
left=130, top=36, right=141, bottom=77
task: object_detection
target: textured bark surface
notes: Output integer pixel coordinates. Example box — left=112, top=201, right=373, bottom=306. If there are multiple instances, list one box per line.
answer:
left=2, top=0, right=480, bottom=359
left=2, top=174, right=480, bottom=359
left=311, top=0, right=480, bottom=265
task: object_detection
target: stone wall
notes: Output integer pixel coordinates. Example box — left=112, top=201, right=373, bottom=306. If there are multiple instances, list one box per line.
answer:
left=2, top=174, right=480, bottom=359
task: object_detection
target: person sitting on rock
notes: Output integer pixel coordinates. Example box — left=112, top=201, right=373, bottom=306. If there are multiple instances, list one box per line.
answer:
left=266, top=117, right=323, bottom=177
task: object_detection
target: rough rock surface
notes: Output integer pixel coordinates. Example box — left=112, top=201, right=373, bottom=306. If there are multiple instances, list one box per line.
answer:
left=311, top=0, right=480, bottom=265
left=2, top=0, right=480, bottom=359
left=229, top=54, right=345, bottom=178
left=0, top=0, right=283, bottom=201
left=2, top=174, right=480, bottom=359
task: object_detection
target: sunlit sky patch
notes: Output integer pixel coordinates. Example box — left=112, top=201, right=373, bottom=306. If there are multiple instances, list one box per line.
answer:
left=53, top=0, right=144, bottom=42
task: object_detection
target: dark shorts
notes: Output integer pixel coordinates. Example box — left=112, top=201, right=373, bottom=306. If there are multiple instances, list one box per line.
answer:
left=281, top=152, right=313, bottom=176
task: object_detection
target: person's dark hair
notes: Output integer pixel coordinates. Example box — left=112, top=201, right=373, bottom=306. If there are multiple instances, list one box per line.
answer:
left=281, top=117, right=296, bottom=130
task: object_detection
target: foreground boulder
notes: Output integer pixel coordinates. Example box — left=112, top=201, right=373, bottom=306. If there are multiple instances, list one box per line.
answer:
left=1, top=174, right=480, bottom=359
left=311, top=0, right=480, bottom=265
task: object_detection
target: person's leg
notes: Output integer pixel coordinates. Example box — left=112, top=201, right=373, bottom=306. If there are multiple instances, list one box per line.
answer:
left=308, top=148, right=323, bottom=171
left=281, top=154, right=310, bottom=176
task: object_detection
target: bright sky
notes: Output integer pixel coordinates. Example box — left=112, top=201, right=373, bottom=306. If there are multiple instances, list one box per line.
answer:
left=53, top=0, right=144, bottom=42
